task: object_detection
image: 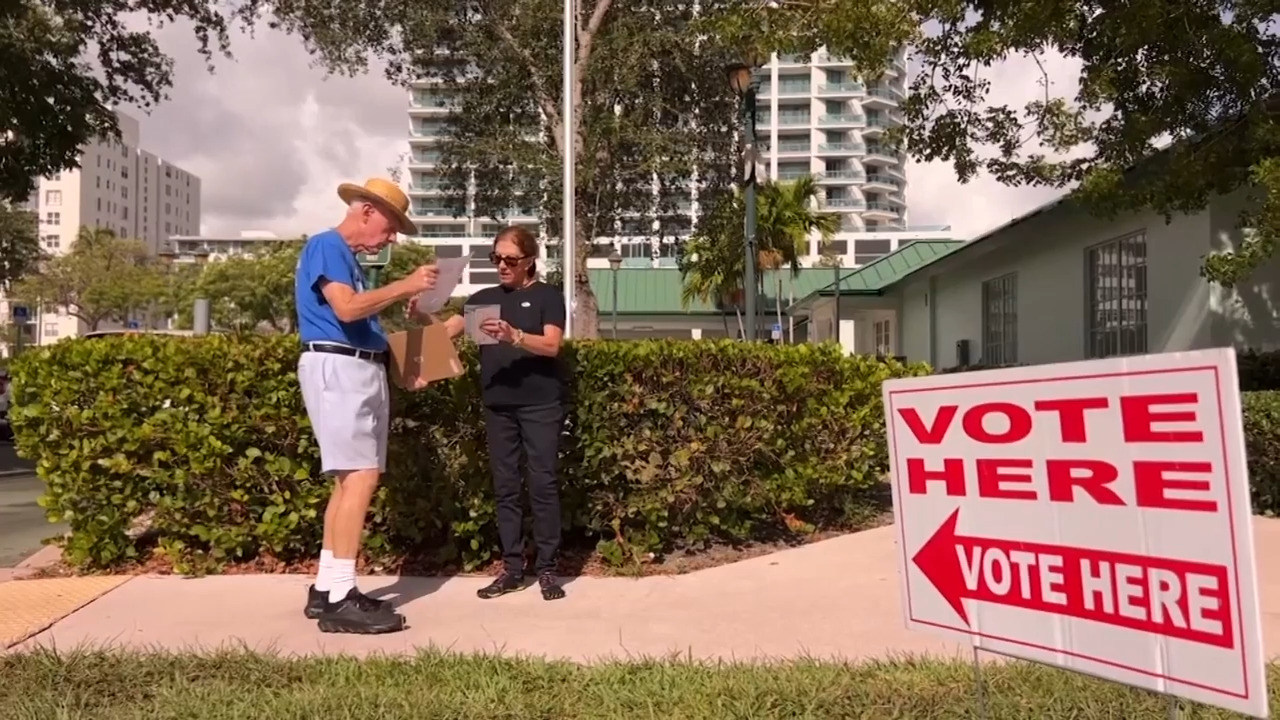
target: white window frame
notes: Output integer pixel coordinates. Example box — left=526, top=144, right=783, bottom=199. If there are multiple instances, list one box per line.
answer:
left=981, top=272, right=1018, bottom=365
left=1086, top=231, right=1147, bottom=358
left=873, top=318, right=892, bottom=356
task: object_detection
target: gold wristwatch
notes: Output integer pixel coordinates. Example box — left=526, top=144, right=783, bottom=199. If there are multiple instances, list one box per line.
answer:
left=513, top=329, right=525, bottom=346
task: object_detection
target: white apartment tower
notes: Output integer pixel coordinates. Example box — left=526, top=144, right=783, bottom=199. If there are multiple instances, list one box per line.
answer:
left=402, top=48, right=946, bottom=294
left=4, top=110, right=203, bottom=349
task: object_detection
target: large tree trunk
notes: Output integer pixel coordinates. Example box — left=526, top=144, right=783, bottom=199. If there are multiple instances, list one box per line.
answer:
left=571, top=222, right=600, bottom=338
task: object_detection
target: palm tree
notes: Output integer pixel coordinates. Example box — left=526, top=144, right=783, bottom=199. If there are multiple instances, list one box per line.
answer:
left=680, top=177, right=839, bottom=340
left=678, top=190, right=750, bottom=337
left=756, top=176, right=840, bottom=336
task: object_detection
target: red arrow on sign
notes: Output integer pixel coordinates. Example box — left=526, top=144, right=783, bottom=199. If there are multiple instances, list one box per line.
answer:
left=910, top=508, right=1237, bottom=649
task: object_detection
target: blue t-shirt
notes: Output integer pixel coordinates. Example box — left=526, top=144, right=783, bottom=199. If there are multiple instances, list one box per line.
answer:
left=294, top=229, right=388, bottom=352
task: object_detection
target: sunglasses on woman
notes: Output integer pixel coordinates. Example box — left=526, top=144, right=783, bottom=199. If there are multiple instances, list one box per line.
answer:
left=489, top=252, right=530, bottom=267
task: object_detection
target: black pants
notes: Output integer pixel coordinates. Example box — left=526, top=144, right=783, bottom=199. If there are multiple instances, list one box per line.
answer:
left=483, top=402, right=564, bottom=576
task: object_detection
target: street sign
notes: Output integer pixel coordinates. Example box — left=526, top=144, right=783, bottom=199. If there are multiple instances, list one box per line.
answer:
left=356, top=247, right=391, bottom=267
left=11, top=306, right=28, bottom=323
left=770, top=323, right=782, bottom=341
left=882, top=349, right=1266, bottom=717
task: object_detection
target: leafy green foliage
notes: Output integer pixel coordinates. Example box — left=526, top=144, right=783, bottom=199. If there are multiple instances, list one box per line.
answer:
left=711, top=0, right=1280, bottom=284
left=9, top=227, right=176, bottom=331
left=376, top=242, right=435, bottom=333
left=0, top=0, right=233, bottom=202
left=679, top=178, right=839, bottom=334
left=180, top=241, right=304, bottom=333
left=0, top=203, right=40, bottom=289
left=9, top=334, right=926, bottom=572
left=235, top=0, right=744, bottom=337
left=1244, top=391, right=1280, bottom=518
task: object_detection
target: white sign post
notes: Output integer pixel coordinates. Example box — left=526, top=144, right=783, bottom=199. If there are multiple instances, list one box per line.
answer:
left=882, top=348, right=1267, bottom=717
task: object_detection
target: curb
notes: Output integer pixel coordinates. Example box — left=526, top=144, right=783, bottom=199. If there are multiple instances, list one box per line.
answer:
left=15, top=545, right=62, bottom=572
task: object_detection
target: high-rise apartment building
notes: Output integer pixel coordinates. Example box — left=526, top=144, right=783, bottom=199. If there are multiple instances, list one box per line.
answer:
left=402, top=48, right=949, bottom=296
left=1, top=110, right=202, bottom=353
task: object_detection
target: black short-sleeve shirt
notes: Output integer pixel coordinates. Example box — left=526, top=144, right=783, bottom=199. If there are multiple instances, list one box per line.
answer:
left=465, top=281, right=566, bottom=407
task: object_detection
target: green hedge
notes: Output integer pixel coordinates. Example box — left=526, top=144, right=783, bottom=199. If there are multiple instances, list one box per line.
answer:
left=9, top=335, right=927, bottom=573
left=1244, top=390, right=1280, bottom=515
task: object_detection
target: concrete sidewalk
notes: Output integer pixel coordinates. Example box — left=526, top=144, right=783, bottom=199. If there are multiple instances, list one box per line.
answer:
left=10, top=520, right=1280, bottom=662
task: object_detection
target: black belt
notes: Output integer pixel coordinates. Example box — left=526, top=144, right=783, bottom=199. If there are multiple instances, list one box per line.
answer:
left=303, top=342, right=387, bottom=363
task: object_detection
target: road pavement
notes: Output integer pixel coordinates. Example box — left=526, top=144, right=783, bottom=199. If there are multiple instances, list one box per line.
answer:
left=0, top=443, right=62, bottom=568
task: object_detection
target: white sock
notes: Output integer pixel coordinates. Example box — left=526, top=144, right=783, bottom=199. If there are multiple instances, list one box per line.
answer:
left=328, top=558, right=357, bottom=604
left=314, top=549, right=335, bottom=592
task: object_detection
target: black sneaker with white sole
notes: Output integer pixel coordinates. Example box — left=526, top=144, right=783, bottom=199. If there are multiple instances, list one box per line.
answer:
left=316, top=588, right=406, bottom=634
left=303, top=585, right=391, bottom=620
left=476, top=572, right=525, bottom=599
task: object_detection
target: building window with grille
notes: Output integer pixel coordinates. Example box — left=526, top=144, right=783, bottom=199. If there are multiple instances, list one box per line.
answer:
left=44, top=190, right=61, bottom=206
left=873, top=318, right=892, bottom=355
left=1086, top=231, right=1147, bottom=358
left=981, top=272, right=1018, bottom=365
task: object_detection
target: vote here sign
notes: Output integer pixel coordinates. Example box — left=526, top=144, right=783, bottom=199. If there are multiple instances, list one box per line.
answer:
left=882, top=349, right=1267, bottom=717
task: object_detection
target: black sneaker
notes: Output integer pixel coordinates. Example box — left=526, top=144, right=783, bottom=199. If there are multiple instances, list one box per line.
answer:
left=303, top=585, right=391, bottom=620
left=316, top=588, right=406, bottom=634
left=538, top=573, right=566, bottom=601
left=477, top=572, right=525, bottom=599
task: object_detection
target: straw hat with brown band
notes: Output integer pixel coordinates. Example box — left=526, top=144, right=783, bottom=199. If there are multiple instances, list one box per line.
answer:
left=336, top=178, right=417, bottom=236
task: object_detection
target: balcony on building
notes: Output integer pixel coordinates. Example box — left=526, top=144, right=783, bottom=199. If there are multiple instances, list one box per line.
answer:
left=415, top=223, right=470, bottom=241
left=776, top=106, right=811, bottom=127
left=862, top=201, right=900, bottom=220
left=816, top=139, right=865, bottom=156
left=863, top=143, right=902, bottom=166
left=775, top=78, right=811, bottom=97
left=774, top=162, right=812, bottom=182
left=818, top=112, right=865, bottom=128
left=861, top=112, right=891, bottom=133
left=821, top=195, right=866, bottom=211
left=407, top=172, right=446, bottom=195
left=409, top=89, right=459, bottom=115
left=411, top=198, right=458, bottom=218
left=816, top=166, right=864, bottom=185
left=775, top=53, right=807, bottom=66
left=817, top=80, right=864, bottom=97
left=410, top=119, right=447, bottom=139
left=770, top=139, right=811, bottom=157
left=862, top=86, right=901, bottom=109
left=862, top=173, right=902, bottom=192
left=813, top=53, right=852, bottom=66
left=408, top=149, right=442, bottom=167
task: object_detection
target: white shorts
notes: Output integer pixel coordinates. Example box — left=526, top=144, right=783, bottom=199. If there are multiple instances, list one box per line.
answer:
left=297, top=351, right=390, bottom=475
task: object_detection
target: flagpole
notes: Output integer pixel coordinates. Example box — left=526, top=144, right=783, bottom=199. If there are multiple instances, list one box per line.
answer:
left=561, top=0, right=576, bottom=337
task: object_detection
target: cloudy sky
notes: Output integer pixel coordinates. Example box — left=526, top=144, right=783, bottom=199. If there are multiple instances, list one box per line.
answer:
left=126, top=20, right=1083, bottom=240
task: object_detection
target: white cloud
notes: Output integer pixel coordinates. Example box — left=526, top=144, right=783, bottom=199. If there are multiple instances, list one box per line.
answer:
left=905, top=50, right=1086, bottom=238
left=126, top=22, right=1087, bottom=241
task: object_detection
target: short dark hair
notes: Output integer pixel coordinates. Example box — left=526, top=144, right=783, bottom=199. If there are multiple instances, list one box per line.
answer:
left=494, top=225, right=540, bottom=276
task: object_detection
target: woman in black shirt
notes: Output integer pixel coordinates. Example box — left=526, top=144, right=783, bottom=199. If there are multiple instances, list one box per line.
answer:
left=432, top=226, right=568, bottom=601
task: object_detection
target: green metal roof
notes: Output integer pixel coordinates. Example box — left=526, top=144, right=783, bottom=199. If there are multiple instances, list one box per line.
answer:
left=587, top=267, right=866, bottom=315
left=584, top=241, right=965, bottom=316
left=587, top=268, right=717, bottom=315
left=787, top=240, right=966, bottom=309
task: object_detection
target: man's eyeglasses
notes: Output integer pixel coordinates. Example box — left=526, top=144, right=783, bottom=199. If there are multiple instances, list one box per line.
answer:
left=489, top=252, right=530, bottom=268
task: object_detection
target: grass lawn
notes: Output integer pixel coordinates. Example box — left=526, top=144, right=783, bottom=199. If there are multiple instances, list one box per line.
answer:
left=0, top=649, right=1274, bottom=719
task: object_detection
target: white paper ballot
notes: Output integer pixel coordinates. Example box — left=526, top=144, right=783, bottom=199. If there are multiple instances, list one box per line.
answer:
left=465, top=304, right=501, bottom=345
left=414, top=256, right=470, bottom=313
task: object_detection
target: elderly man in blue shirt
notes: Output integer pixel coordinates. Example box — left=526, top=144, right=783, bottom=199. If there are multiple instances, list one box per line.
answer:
left=294, top=177, right=438, bottom=634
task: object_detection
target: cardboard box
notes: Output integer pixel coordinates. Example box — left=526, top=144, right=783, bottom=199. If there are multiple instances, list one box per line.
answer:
left=386, top=321, right=464, bottom=389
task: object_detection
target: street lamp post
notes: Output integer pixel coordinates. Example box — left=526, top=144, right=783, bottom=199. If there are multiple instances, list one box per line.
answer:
left=607, top=249, right=623, bottom=339
left=726, top=62, right=759, bottom=342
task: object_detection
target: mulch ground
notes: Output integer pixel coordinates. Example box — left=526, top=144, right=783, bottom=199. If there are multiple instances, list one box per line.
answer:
left=25, top=511, right=893, bottom=580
